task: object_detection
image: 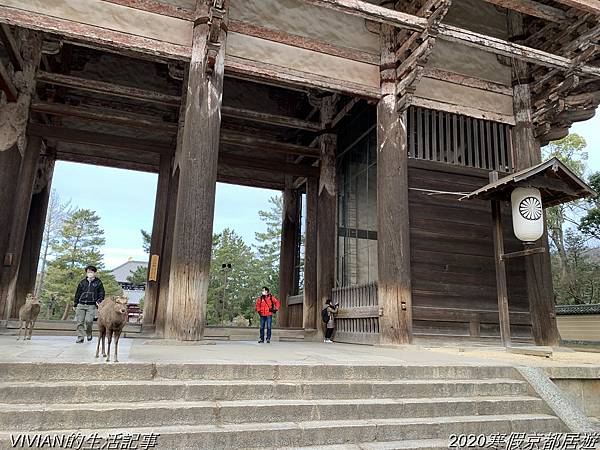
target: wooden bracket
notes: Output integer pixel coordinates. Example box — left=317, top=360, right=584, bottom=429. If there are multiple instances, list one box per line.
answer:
left=501, top=247, right=546, bottom=260
left=203, top=0, right=227, bottom=75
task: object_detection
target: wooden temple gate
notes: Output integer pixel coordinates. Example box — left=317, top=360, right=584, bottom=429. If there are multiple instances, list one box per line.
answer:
left=0, top=0, right=599, bottom=346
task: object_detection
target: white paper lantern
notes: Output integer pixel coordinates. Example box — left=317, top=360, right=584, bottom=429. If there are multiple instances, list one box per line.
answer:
left=511, top=187, right=544, bottom=243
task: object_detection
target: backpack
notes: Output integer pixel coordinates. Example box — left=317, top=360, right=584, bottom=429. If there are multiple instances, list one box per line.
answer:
left=321, top=307, right=330, bottom=323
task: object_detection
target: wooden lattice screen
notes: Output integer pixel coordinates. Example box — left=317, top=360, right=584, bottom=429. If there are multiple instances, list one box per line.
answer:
left=407, top=106, right=514, bottom=172
left=332, top=282, right=379, bottom=344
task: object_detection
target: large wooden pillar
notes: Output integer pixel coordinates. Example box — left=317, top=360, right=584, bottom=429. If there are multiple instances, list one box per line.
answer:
left=15, top=150, right=56, bottom=314
left=278, top=177, right=300, bottom=327
left=0, top=30, right=42, bottom=321
left=143, top=154, right=172, bottom=327
left=0, top=136, right=44, bottom=319
left=164, top=3, right=228, bottom=340
left=377, top=24, right=413, bottom=345
left=509, top=11, right=560, bottom=346
left=0, top=146, right=22, bottom=303
left=303, top=176, right=318, bottom=330
left=316, top=95, right=338, bottom=330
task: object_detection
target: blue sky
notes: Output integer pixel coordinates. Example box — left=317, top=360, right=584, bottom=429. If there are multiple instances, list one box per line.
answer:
left=51, top=164, right=277, bottom=269
left=50, top=115, right=600, bottom=269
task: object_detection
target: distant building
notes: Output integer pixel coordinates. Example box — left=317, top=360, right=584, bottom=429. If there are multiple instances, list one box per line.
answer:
left=110, top=260, right=147, bottom=306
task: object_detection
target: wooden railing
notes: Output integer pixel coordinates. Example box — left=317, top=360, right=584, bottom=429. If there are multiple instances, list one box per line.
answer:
left=286, top=294, right=304, bottom=328
left=332, top=282, right=380, bottom=344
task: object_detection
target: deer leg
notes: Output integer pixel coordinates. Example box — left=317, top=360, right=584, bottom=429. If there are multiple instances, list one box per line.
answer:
left=95, top=327, right=103, bottom=358
left=106, top=331, right=112, bottom=362
left=28, top=320, right=36, bottom=340
left=16, top=321, right=23, bottom=340
left=113, top=330, right=121, bottom=363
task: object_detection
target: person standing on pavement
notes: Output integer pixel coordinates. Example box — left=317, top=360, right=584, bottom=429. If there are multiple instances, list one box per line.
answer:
left=255, top=286, right=280, bottom=344
left=324, top=298, right=338, bottom=343
left=73, top=265, right=105, bottom=343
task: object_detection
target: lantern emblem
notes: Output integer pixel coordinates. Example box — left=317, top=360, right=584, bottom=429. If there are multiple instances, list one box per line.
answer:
left=518, top=197, right=542, bottom=221
left=511, top=187, right=544, bottom=243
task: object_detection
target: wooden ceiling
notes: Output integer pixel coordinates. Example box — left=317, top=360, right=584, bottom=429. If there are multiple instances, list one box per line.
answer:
left=24, top=41, right=367, bottom=190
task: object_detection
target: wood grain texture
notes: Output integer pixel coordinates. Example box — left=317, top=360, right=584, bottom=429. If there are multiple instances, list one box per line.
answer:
left=0, top=136, right=43, bottom=320
left=164, top=15, right=226, bottom=340
left=509, top=12, right=560, bottom=347
left=142, top=155, right=171, bottom=326
left=303, top=176, right=318, bottom=330
left=316, top=95, right=338, bottom=340
left=278, top=177, right=300, bottom=327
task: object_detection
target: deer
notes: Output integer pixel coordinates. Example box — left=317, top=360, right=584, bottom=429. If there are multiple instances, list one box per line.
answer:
left=95, top=296, right=128, bottom=362
left=17, top=294, right=41, bottom=340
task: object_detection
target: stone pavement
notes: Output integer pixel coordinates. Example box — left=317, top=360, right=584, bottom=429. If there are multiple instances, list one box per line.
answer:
left=1, top=335, right=599, bottom=369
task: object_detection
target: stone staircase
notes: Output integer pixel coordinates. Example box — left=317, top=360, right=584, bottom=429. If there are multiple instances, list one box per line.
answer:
left=0, top=362, right=566, bottom=449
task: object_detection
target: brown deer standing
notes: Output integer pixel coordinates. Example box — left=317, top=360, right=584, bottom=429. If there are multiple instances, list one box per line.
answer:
left=95, top=296, right=128, bottom=362
left=17, top=294, right=41, bottom=340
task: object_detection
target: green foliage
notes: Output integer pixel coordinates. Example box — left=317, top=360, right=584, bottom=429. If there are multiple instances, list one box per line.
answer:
left=127, top=265, right=148, bottom=285
left=42, top=209, right=121, bottom=319
left=551, top=230, right=600, bottom=305
left=542, top=134, right=600, bottom=305
left=141, top=229, right=151, bottom=253
left=253, top=195, right=282, bottom=296
left=579, top=172, right=600, bottom=240
left=206, top=195, right=284, bottom=326
left=207, top=228, right=262, bottom=326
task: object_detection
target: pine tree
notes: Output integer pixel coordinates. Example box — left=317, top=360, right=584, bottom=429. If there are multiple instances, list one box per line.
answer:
left=253, top=195, right=282, bottom=298
left=208, top=228, right=261, bottom=325
left=43, top=209, right=121, bottom=319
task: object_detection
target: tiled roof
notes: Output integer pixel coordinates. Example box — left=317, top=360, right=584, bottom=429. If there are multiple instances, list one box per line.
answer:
left=110, top=260, right=147, bottom=284
left=555, top=303, right=600, bottom=315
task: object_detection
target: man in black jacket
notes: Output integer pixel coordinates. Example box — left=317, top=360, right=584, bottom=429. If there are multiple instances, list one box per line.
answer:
left=73, top=265, right=105, bottom=343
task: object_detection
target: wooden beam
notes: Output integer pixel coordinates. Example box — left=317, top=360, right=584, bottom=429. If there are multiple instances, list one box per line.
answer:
left=502, top=247, right=546, bottom=260
left=0, top=5, right=191, bottom=61
left=143, top=154, right=172, bottom=326
left=422, top=67, right=513, bottom=96
left=549, top=0, right=600, bottom=14
left=229, top=20, right=379, bottom=65
left=316, top=94, right=338, bottom=341
left=436, top=24, right=600, bottom=78
left=481, top=0, right=567, bottom=22
left=0, top=59, right=17, bottom=102
left=219, top=154, right=319, bottom=178
left=36, top=71, right=182, bottom=106
left=56, top=150, right=158, bottom=173
left=300, top=0, right=427, bottom=31
left=509, top=12, right=560, bottom=347
left=221, top=131, right=320, bottom=158
left=279, top=177, right=301, bottom=327
left=30, top=101, right=179, bottom=132
left=0, top=136, right=43, bottom=320
left=27, top=123, right=173, bottom=155
left=0, top=24, right=23, bottom=71
left=377, top=24, right=413, bottom=345
left=297, top=0, right=600, bottom=78
left=491, top=198, right=511, bottom=347
left=165, top=3, right=228, bottom=340
left=303, top=176, right=318, bottom=330
left=99, top=0, right=199, bottom=20
left=225, top=55, right=381, bottom=99
left=331, top=97, right=361, bottom=129
left=221, top=106, right=320, bottom=131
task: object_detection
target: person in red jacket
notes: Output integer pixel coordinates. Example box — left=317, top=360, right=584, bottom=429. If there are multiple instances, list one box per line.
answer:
left=255, top=286, right=280, bottom=344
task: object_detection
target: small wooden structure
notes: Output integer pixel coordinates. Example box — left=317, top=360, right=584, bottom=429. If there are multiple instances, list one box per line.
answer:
left=0, top=0, right=599, bottom=346
left=461, top=157, right=597, bottom=346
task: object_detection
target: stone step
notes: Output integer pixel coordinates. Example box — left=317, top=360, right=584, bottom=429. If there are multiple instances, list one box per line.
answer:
left=0, top=415, right=564, bottom=450
left=0, top=362, right=519, bottom=382
left=0, top=378, right=530, bottom=404
left=0, top=397, right=549, bottom=431
left=284, top=439, right=454, bottom=450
